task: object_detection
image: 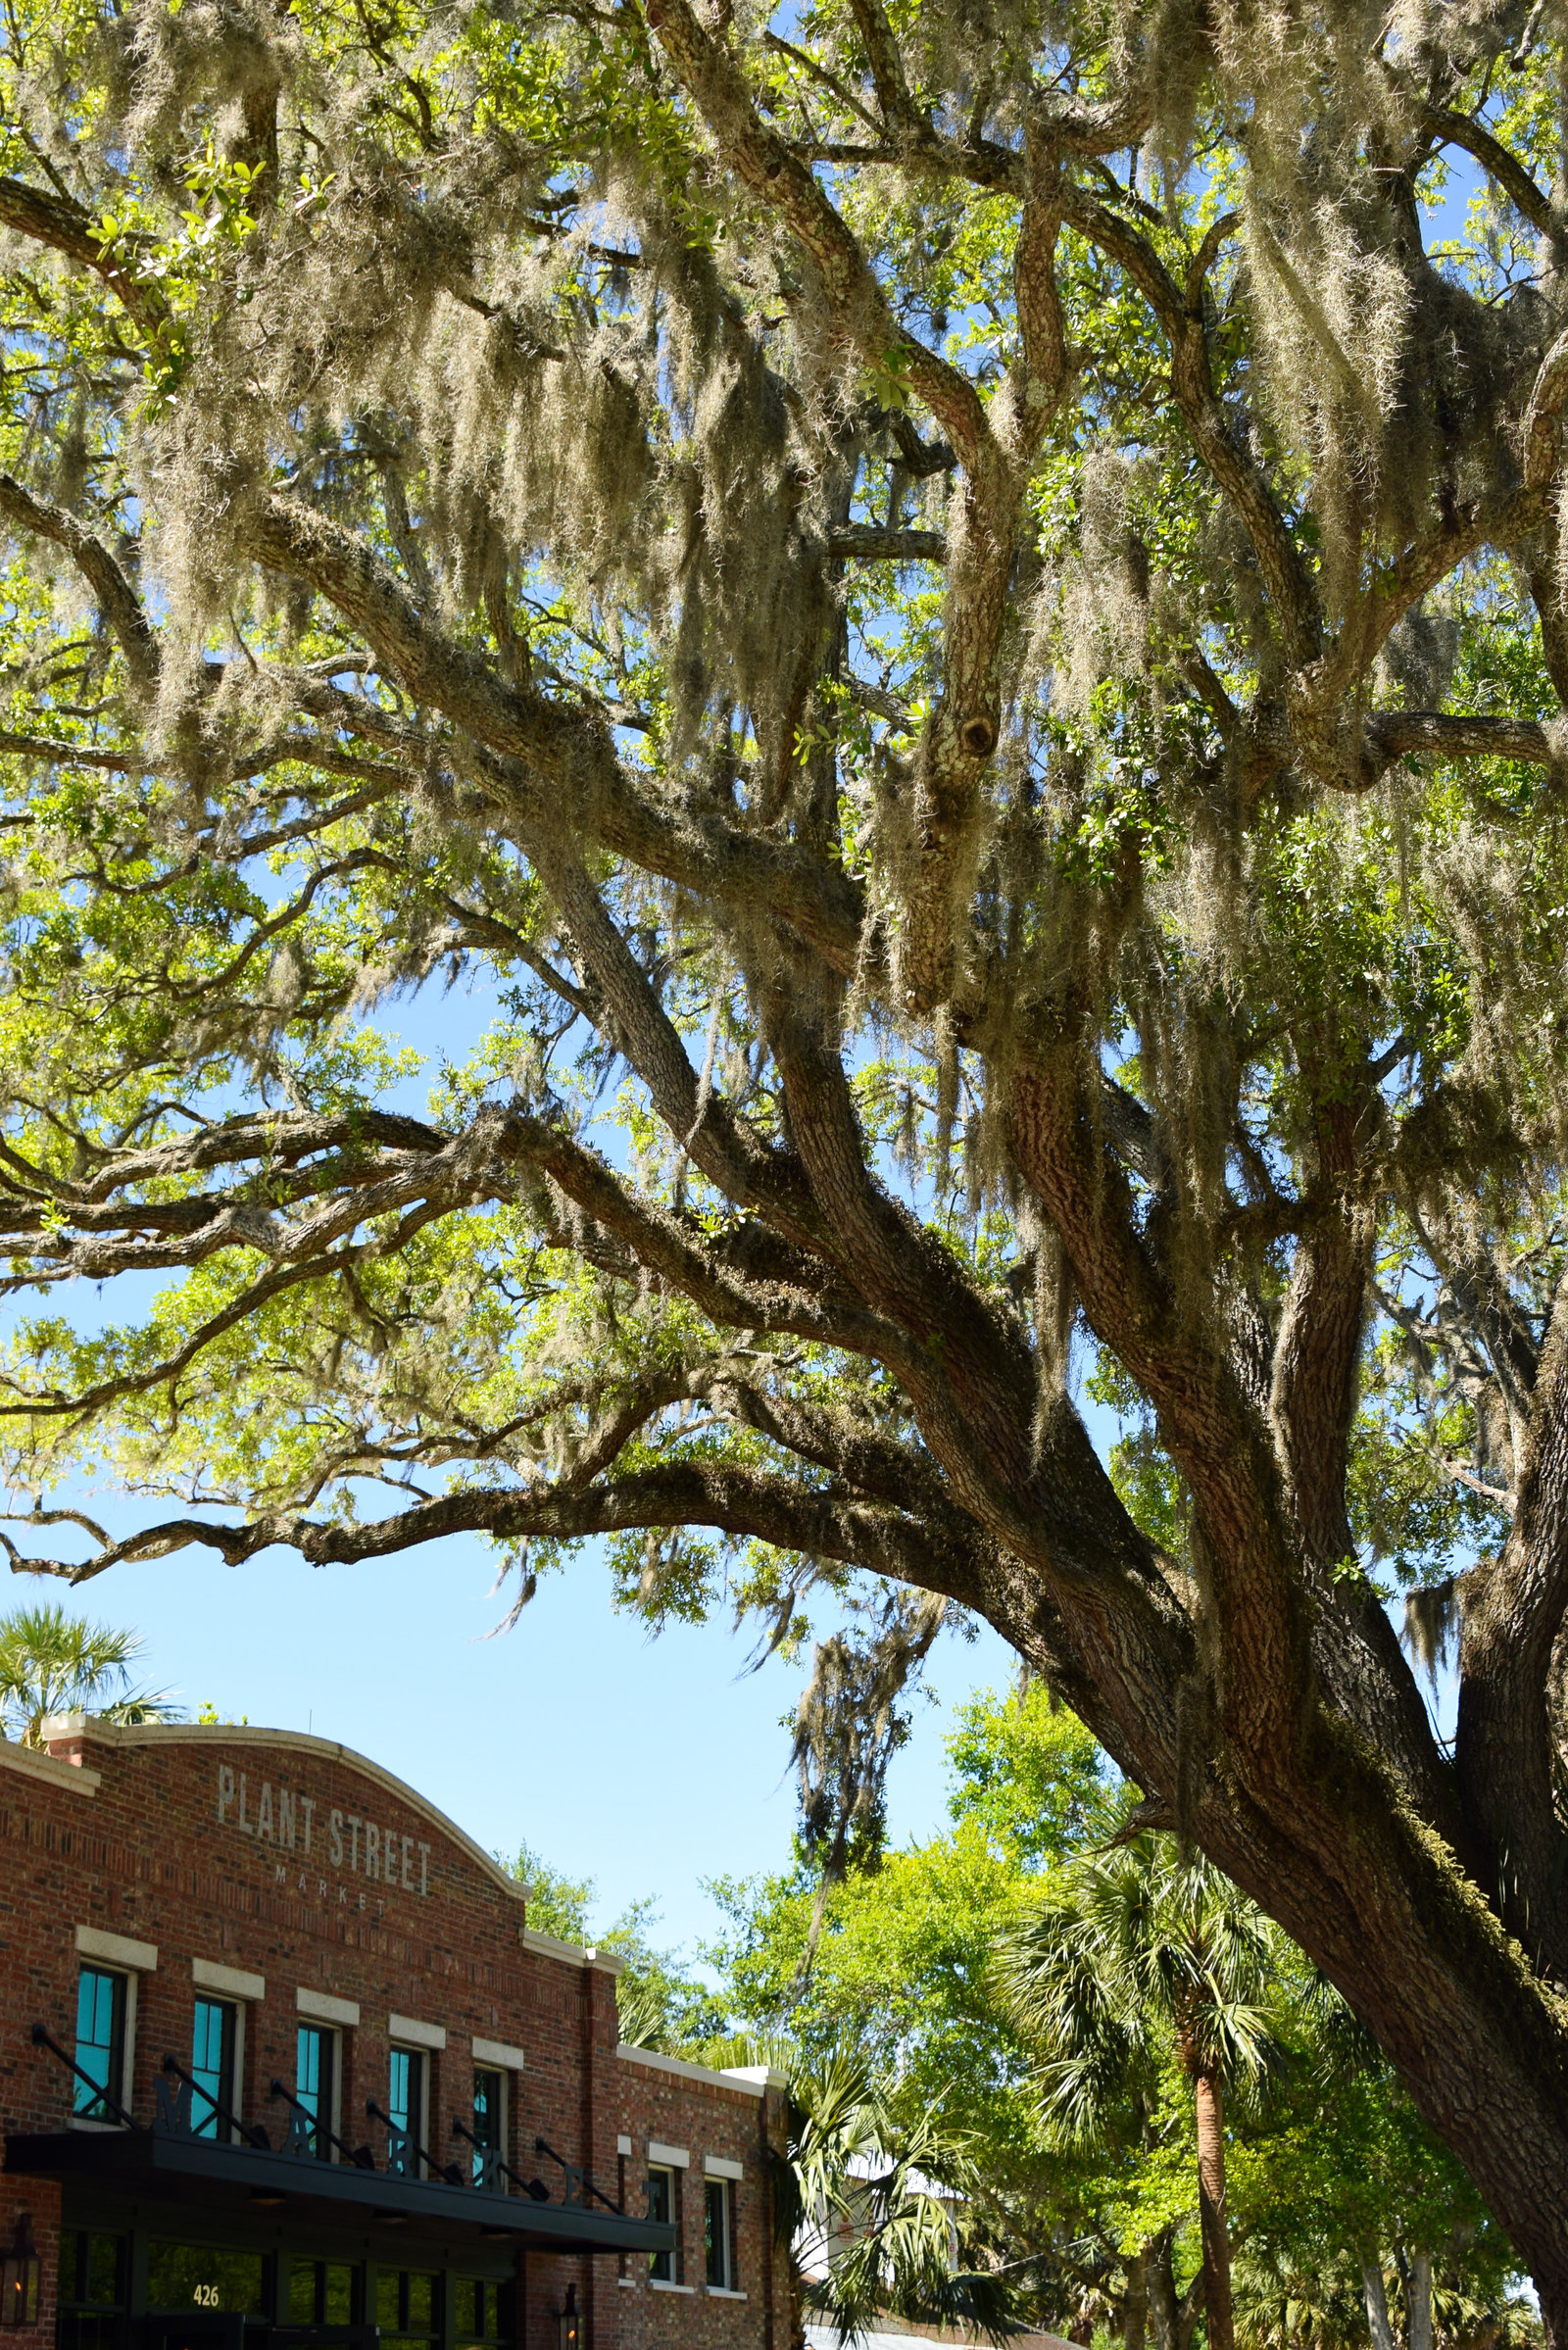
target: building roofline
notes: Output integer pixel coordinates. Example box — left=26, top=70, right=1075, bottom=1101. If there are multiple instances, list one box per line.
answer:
left=43, top=1716, right=528, bottom=1908
left=0, top=1738, right=101, bottom=1797
left=524, top=1924, right=624, bottom=1976
left=38, top=1718, right=625, bottom=1954
left=37, top=1717, right=624, bottom=1978
left=615, top=2043, right=784, bottom=2096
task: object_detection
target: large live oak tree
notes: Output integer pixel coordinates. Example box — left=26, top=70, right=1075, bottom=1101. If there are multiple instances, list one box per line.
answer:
left=3, top=0, right=1568, bottom=2317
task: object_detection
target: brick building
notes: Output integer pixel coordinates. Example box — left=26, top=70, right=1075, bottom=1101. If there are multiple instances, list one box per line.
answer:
left=0, top=1719, right=795, bottom=2350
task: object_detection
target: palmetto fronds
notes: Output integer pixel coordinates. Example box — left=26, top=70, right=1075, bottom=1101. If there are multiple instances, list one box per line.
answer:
left=1002, top=1835, right=1286, bottom=2119
left=1002, top=1833, right=1288, bottom=2350
left=712, top=2035, right=1023, bottom=2345
left=0, top=1603, right=181, bottom=1746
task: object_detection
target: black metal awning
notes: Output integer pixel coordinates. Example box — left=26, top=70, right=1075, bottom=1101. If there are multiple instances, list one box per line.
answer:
left=3, top=2130, right=671, bottom=2259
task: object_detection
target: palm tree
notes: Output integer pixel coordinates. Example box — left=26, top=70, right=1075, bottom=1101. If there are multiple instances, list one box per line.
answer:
left=0, top=1604, right=182, bottom=1745
left=1232, top=2242, right=1373, bottom=2350
left=1234, top=2237, right=1544, bottom=2350
left=1002, top=1834, right=1282, bottom=2350
left=709, top=2034, right=1022, bottom=2346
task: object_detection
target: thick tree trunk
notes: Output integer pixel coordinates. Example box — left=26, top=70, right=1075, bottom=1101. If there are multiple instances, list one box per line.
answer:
left=1541, top=2277, right=1568, bottom=2350
left=886, top=1484, right=1568, bottom=2332
left=1002, top=1065, right=1568, bottom=2314
left=1192, top=2066, right=1234, bottom=2350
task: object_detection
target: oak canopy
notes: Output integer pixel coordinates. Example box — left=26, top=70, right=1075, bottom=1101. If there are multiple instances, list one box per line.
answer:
left=3, top=0, right=1568, bottom=2318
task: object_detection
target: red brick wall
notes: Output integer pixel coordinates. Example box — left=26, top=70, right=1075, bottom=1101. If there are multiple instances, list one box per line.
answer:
left=596, top=2051, right=791, bottom=2350
left=0, top=1724, right=790, bottom=2350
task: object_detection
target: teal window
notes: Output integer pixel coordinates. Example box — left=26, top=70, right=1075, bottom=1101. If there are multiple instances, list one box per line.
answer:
left=388, top=2047, right=423, bottom=2177
left=295, top=2024, right=334, bottom=2160
left=191, top=1998, right=236, bottom=2140
left=470, top=2068, right=503, bottom=2187
left=73, top=1968, right=125, bottom=2120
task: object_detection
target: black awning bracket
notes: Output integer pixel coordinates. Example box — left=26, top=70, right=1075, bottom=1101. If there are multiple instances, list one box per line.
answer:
left=30, top=2023, right=146, bottom=2134
left=450, top=2118, right=550, bottom=2203
left=154, top=2072, right=192, bottom=2136
left=532, top=2137, right=620, bottom=2217
left=365, top=2100, right=462, bottom=2189
left=269, top=2081, right=374, bottom=2172
left=13, top=2029, right=673, bottom=2260
left=161, top=2055, right=270, bottom=2152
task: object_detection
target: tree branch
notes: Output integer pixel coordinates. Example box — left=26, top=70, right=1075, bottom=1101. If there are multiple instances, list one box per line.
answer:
left=0, top=475, right=158, bottom=689
left=243, top=495, right=867, bottom=977
left=1058, top=189, right=1324, bottom=672
left=0, top=173, right=172, bottom=342
left=0, top=1459, right=999, bottom=1603
left=1423, top=106, right=1556, bottom=239
left=827, top=523, right=947, bottom=561
left=643, top=0, right=989, bottom=465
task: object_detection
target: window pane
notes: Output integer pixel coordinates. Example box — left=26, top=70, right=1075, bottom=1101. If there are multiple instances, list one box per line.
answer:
left=295, top=2025, right=333, bottom=2159
left=288, top=2264, right=317, bottom=2325
left=57, top=2230, right=126, bottom=2314
left=471, top=2070, right=501, bottom=2148
left=191, top=1999, right=235, bottom=2140
left=452, top=2281, right=502, bottom=2344
left=388, top=2048, right=422, bottom=2177
left=648, top=2169, right=673, bottom=2280
left=388, top=2048, right=421, bottom=2137
left=322, top=2264, right=354, bottom=2326
left=373, top=2273, right=437, bottom=2340
left=73, top=1969, right=124, bottom=2119
left=145, top=2243, right=267, bottom=2315
left=287, top=2260, right=356, bottom=2325
left=55, top=2237, right=127, bottom=2350
left=84, top=2236, right=122, bottom=2308
left=706, top=2179, right=727, bottom=2286
left=470, top=2069, right=502, bottom=2186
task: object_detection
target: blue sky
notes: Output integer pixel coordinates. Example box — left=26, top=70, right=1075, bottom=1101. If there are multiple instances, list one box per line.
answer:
left=9, top=1528, right=1019, bottom=1960
left=0, top=966, right=1022, bottom=1968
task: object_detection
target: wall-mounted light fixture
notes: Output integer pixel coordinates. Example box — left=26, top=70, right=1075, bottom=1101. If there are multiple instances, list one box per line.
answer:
left=1, top=2214, right=40, bottom=2328
left=557, top=2283, right=579, bottom=2350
